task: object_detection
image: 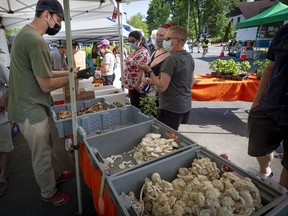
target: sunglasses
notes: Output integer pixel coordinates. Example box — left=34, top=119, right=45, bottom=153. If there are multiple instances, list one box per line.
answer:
left=165, top=37, right=184, bottom=41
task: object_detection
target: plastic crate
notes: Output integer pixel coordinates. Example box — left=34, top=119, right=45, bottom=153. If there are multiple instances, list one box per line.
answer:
left=107, top=146, right=288, bottom=216
left=94, top=88, right=126, bottom=106
left=78, top=77, right=94, bottom=89
left=83, top=120, right=198, bottom=176
left=84, top=85, right=116, bottom=92
left=77, top=105, right=154, bottom=143
left=51, top=88, right=64, bottom=102
left=265, top=198, right=288, bottom=216
left=51, top=98, right=115, bottom=138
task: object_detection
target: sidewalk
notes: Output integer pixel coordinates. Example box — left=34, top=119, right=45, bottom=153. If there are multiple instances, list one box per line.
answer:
left=179, top=101, right=283, bottom=183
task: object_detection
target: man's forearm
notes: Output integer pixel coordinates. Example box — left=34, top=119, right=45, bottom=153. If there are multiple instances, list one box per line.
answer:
left=52, top=70, right=69, bottom=77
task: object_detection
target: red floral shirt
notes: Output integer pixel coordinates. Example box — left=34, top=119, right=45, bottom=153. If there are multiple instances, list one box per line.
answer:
left=123, top=47, right=150, bottom=90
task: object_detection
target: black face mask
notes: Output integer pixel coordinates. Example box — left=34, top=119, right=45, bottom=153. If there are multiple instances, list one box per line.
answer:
left=46, top=22, right=61, bottom=36
left=46, top=14, right=61, bottom=36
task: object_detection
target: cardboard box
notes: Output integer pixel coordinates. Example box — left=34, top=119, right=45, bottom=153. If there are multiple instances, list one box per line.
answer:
left=63, top=79, right=79, bottom=102
left=65, top=90, right=95, bottom=103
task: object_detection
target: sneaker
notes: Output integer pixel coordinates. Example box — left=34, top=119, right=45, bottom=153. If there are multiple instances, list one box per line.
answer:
left=0, top=181, right=8, bottom=198
left=56, top=171, right=73, bottom=185
left=42, top=190, right=71, bottom=206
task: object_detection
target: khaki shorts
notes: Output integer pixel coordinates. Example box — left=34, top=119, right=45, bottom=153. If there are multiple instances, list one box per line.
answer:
left=0, top=121, right=14, bottom=152
left=248, top=105, right=288, bottom=170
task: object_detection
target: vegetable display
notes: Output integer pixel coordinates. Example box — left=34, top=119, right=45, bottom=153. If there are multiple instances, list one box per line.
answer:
left=126, top=157, right=263, bottom=216
left=209, top=59, right=251, bottom=80
left=57, top=102, right=110, bottom=120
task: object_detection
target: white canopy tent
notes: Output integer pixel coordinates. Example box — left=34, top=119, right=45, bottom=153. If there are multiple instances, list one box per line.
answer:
left=0, top=0, right=114, bottom=29
left=44, top=18, right=135, bottom=43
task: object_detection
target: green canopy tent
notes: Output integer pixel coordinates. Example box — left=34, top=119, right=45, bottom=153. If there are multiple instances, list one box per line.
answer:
left=261, top=7, right=288, bottom=25
left=236, top=2, right=288, bottom=29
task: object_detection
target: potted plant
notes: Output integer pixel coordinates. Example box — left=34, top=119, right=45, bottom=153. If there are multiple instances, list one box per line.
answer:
left=253, top=59, right=269, bottom=79
left=238, top=61, right=251, bottom=80
left=240, top=61, right=251, bottom=73
left=209, top=59, right=222, bottom=77
left=139, top=95, right=158, bottom=117
left=225, top=59, right=240, bottom=79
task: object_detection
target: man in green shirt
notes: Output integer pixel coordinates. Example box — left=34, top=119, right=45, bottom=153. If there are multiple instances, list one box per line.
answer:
left=8, top=0, right=93, bottom=206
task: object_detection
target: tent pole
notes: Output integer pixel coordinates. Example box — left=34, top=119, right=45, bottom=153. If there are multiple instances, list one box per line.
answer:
left=117, top=2, right=124, bottom=90
left=63, top=0, right=83, bottom=214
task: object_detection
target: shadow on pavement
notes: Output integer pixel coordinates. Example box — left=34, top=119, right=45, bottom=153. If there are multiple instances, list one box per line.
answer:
left=187, top=107, right=249, bottom=138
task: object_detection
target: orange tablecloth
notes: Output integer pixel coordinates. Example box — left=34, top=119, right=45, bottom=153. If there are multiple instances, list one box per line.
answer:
left=78, top=143, right=117, bottom=216
left=192, top=74, right=260, bottom=102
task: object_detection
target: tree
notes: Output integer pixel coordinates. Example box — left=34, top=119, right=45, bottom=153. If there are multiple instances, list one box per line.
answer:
left=145, top=0, right=240, bottom=39
left=223, top=20, right=235, bottom=42
left=127, top=13, right=149, bottom=38
left=146, top=0, right=171, bottom=34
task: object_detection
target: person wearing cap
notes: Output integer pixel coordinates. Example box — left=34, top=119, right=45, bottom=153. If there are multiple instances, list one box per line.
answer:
left=50, top=41, right=68, bottom=70
left=97, top=39, right=116, bottom=86
left=7, top=0, right=94, bottom=206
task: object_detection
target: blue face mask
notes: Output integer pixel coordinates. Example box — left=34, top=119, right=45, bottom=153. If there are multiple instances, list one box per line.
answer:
left=129, top=42, right=137, bottom=50
left=163, top=39, right=173, bottom=52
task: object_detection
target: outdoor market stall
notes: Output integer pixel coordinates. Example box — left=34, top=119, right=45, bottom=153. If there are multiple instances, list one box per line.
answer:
left=192, top=74, right=260, bottom=102
left=3, top=1, right=288, bottom=215
left=236, top=2, right=288, bottom=55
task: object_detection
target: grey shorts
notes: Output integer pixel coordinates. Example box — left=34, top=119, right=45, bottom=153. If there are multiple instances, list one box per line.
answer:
left=248, top=105, right=288, bottom=170
left=0, top=121, right=14, bottom=152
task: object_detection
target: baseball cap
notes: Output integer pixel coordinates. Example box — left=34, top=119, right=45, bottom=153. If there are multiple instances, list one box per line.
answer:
left=36, top=0, right=65, bottom=21
left=58, top=41, right=66, bottom=48
left=97, top=39, right=110, bottom=48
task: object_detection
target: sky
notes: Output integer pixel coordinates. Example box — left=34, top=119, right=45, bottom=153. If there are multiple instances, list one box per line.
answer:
left=121, top=0, right=151, bottom=21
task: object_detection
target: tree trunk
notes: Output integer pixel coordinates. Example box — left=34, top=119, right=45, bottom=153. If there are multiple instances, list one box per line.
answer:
left=196, top=0, right=202, bottom=35
left=191, top=0, right=198, bottom=36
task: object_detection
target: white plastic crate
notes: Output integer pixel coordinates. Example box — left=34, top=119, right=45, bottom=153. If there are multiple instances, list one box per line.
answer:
left=51, top=88, right=64, bottom=102
left=84, top=85, right=116, bottom=92
left=94, top=88, right=126, bottom=106
left=78, top=77, right=94, bottom=89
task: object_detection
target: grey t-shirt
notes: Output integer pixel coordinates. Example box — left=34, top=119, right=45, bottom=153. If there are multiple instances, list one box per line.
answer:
left=159, top=50, right=194, bottom=113
left=50, top=49, right=67, bottom=70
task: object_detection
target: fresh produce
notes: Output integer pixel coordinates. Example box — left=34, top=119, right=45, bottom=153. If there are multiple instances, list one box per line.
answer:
left=112, top=102, right=124, bottom=108
left=57, top=102, right=110, bottom=120
left=139, top=95, right=157, bottom=117
left=209, top=59, right=251, bottom=80
left=126, top=157, right=263, bottom=216
left=253, top=59, right=269, bottom=79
